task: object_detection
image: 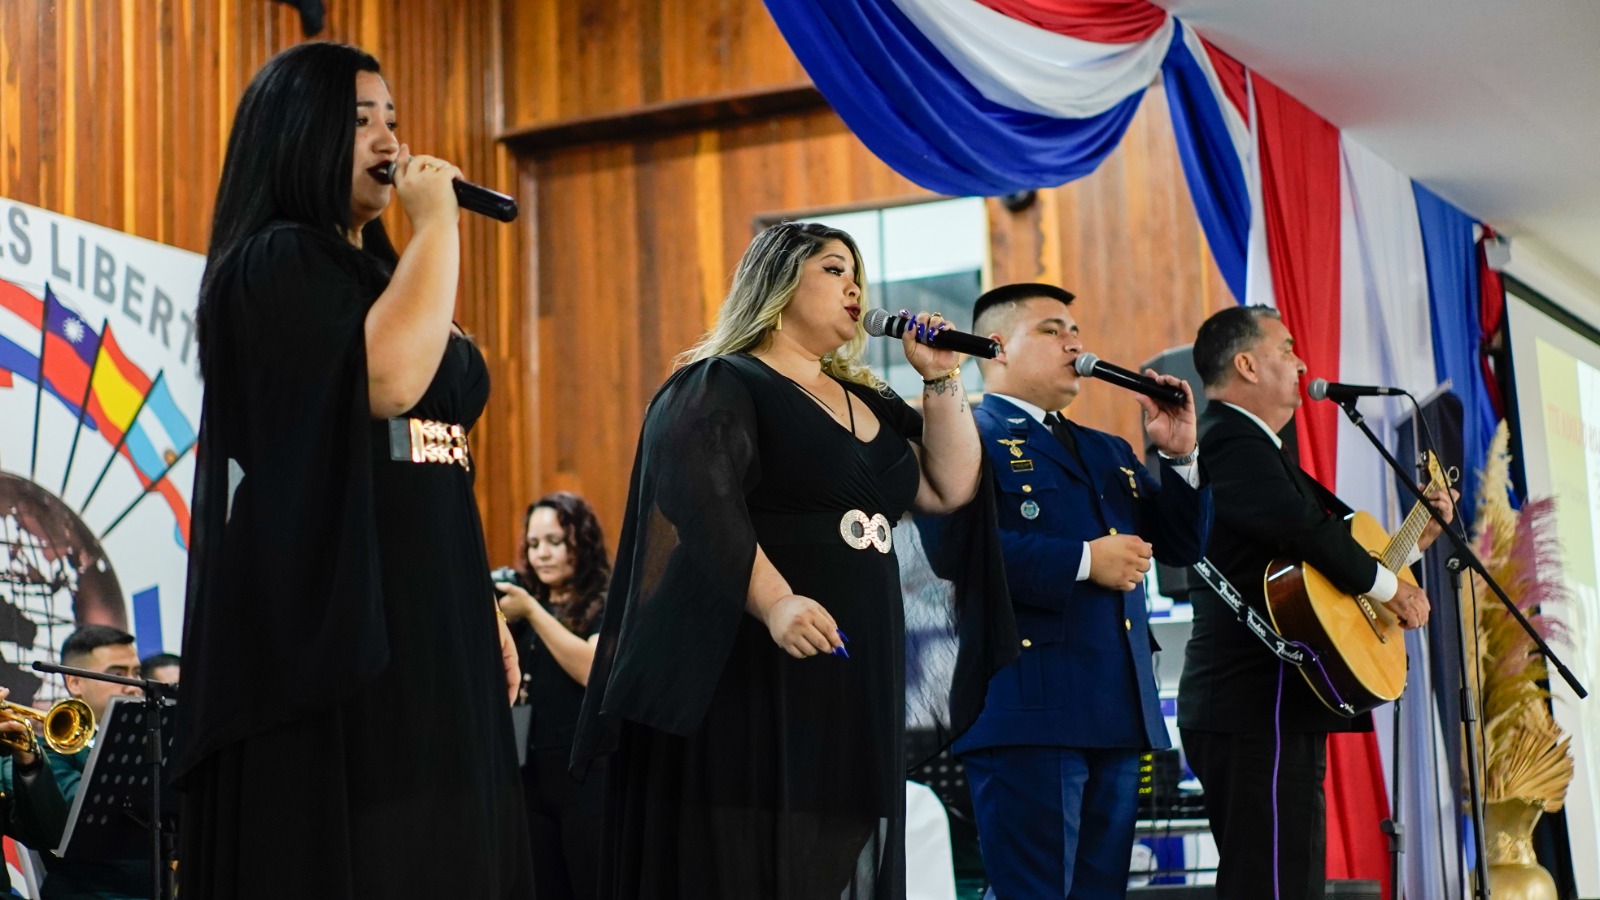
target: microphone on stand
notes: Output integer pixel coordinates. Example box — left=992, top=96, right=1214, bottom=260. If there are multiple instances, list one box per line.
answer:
left=1307, top=379, right=1405, bottom=402
left=372, top=161, right=518, bottom=223
left=862, top=308, right=1000, bottom=359
left=1073, top=353, right=1187, bottom=406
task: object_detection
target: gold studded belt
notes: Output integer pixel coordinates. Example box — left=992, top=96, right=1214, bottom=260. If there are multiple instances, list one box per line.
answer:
left=387, top=417, right=471, bottom=470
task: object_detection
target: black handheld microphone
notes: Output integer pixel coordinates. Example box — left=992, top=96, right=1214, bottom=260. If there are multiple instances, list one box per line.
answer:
left=373, top=161, right=519, bottom=223
left=862, top=308, right=1000, bottom=359
left=1307, top=378, right=1405, bottom=402
left=1073, top=353, right=1187, bottom=406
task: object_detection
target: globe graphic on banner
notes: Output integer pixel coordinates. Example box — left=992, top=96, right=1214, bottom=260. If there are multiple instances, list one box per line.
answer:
left=0, top=471, right=124, bottom=707
left=0, top=198, right=205, bottom=693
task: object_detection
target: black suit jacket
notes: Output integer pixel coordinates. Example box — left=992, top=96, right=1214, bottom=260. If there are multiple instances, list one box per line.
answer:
left=1178, top=403, right=1377, bottom=734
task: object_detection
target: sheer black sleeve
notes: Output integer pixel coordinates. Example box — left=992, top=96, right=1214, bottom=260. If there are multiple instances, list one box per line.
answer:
left=572, top=358, right=763, bottom=767
left=176, top=224, right=389, bottom=778
left=857, top=385, right=1019, bottom=761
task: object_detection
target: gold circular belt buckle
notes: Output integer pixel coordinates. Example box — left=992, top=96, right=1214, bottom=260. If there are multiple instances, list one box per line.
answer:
left=839, top=509, right=892, bottom=554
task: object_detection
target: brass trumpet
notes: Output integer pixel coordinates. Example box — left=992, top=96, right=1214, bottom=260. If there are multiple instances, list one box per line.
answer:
left=0, top=698, right=96, bottom=755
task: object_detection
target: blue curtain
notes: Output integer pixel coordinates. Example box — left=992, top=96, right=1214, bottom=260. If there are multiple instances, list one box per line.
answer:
left=763, top=0, right=1150, bottom=196
left=1413, top=183, right=1495, bottom=526
left=1161, top=22, right=1249, bottom=303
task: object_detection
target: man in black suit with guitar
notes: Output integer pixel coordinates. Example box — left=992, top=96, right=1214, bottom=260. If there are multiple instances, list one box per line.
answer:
left=1178, top=305, right=1452, bottom=900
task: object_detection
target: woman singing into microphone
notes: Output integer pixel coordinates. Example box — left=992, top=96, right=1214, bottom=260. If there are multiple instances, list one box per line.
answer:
left=176, top=42, right=532, bottom=899
left=573, top=222, right=1016, bottom=898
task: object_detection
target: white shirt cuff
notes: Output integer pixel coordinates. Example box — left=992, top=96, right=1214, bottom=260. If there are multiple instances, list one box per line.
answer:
left=1076, top=541, right=1092, bottom=581
left=1168, top=462, right=1201, bottom=488
left=1366, top=565, right=1400, bottom=603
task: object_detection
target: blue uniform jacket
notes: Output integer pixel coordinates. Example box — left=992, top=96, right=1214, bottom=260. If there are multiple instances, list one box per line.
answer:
left=954, top=395, right=1212, bottom=753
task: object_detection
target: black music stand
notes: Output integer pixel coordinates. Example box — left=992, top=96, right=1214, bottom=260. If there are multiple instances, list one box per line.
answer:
left=34, top=662, right=178, bottom=900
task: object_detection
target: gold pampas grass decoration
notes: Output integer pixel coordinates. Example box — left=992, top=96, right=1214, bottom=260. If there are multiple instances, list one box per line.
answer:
left=1462, top=421, right=1574, bottom=811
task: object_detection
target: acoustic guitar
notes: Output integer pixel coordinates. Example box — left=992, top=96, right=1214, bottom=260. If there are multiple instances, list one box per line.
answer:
left=1263, top=451, right=1452, bottom=717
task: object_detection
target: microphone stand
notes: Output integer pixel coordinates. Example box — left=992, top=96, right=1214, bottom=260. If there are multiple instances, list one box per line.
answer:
left=32, top=661, right=179, bottom=900
left=1331, top=397, right=1589, bottom=900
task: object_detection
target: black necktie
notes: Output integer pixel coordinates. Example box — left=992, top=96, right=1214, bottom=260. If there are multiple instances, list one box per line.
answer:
left=1044, top=411, right=1081, bottom=459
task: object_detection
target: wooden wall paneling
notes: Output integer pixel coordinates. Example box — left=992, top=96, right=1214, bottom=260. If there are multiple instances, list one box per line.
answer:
left=2, top=0, right=1233, bottom=565
left=122, top=0, right=146, bottom=238
left=503, top=0, right=809, bottom=131
left=1042, top=84, right=1235, bottom=449
left=987, top=191, right=1067, bottom=289
left=657, top=0, right=710, bottom=105
left=54, top=0, right=76, bottom=215
left=525, top=106, right=942, bottom=533
left=530, top=151, right=570, bottom=521
left=517, top=0, right=562, bottom=135
left=581, top=142, right=636, bottom=521
left=2, top=0, right=528, bottom=566
left=0, top=3, right=37, bottom=204
left=57, top=0, right=75, bottom=216
left=732, top=0, right=811, bottom=90
left=631, top=134, right=685, bottom=392
left=510, top=159, right=543, bottom=555
left=693, top=129, right=727, bottom=330
left=490, top=56, right=530, bottom=560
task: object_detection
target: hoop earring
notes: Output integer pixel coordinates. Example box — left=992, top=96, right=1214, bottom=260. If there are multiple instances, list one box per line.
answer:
left=775, top=311, right=783, bottom=332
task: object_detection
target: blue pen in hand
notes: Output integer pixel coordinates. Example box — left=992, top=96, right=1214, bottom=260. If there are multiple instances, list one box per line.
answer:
left=832, top=629, right=851, bottom=659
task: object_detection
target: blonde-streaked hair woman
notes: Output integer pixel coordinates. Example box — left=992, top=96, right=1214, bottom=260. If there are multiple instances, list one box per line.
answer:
left=683, top=221, right=877, bottom=388
left=572, top=220, right=1016, bottom=899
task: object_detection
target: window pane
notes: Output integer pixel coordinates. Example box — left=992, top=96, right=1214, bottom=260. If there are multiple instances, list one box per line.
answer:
left=795, top=200, right=988, bottom=399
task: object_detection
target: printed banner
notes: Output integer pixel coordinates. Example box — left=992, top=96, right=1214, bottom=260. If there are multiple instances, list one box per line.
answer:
left=0, top=198, right=201, bottom=705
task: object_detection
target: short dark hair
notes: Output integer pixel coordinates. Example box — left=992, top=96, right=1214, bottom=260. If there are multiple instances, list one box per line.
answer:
left=61, top=625, right=135, bottom=667
left=1193, top=305, right=1282, bottom=387
left=141, top=652, right=180, bottom=672
left=972, top=282, right=1076, bottom=335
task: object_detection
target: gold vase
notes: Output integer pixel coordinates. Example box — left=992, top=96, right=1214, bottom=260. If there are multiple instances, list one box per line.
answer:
left=1483, top=798, right=1559, bottom=900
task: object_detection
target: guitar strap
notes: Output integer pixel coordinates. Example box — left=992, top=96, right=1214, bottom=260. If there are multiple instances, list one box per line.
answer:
left=1190, top=558, right=1308, bottom=667
left=1190, top=558, right=1359, bottom=717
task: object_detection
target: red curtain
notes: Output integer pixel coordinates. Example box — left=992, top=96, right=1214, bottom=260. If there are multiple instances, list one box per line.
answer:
left=1253, top=73, right=1395, bottom=899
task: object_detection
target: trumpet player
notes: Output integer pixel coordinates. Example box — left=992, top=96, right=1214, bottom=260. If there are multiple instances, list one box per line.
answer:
left=41, top=625, right=150, bottom=899
left=0, top=685, right=70, bottom=896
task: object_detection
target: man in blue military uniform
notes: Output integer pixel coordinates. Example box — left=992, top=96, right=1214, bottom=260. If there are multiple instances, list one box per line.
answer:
left=953, top=283, right=1212, bottom=899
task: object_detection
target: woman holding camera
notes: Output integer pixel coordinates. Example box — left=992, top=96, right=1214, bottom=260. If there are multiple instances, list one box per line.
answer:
left=495, top=492, right=611, bottom=900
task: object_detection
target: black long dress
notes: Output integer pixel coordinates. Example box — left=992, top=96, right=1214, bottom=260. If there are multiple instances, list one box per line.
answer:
left=574, top=353, right=1017, bottom=899
left=176, top=223, right=534, bottom=899
left=508, top=591, right=605, bottom=900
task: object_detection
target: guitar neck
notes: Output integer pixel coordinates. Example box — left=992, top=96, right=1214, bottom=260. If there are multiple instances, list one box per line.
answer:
left=1379, top=496, right=1433, bottom=572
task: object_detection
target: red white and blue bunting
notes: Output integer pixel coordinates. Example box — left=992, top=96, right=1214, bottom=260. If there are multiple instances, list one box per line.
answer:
left=766, top=0, right=1507, bottom=894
